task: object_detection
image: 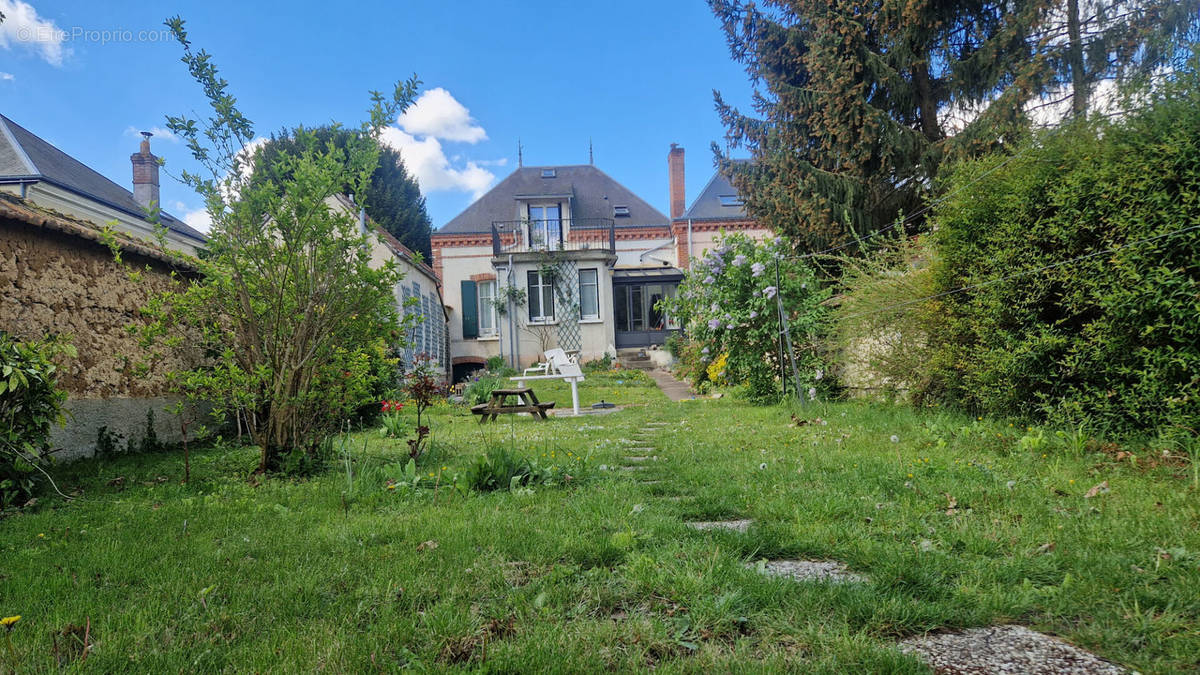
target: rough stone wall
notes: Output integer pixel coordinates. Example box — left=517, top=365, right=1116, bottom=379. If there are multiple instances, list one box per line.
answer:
left=1, top=215, right=203, bottom=459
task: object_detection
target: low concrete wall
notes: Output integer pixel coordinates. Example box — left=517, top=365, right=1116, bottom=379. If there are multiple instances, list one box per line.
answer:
left=48, top=396, right=214, bottom=462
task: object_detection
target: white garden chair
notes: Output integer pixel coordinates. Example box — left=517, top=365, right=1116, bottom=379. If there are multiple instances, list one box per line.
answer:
left=512, top=349, right=586, bottom=415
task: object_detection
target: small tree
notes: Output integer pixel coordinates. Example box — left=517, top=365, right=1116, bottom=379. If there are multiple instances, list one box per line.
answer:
left=138, top=17, right=421, bottom=472
left=662, top=233, right=829, bottom=403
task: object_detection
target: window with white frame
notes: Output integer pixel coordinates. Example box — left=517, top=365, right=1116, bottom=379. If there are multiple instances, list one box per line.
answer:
left=578, top=268, right=599, bottom=320
left=527, top=270, right=555, bottom=323
left=477, top=280, right=498, bottom=336
left=527, top=204, right=562, bottom=250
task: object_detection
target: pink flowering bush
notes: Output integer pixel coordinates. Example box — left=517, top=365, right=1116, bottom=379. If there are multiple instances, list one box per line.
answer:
left=661, top=233, right=831, bottom=402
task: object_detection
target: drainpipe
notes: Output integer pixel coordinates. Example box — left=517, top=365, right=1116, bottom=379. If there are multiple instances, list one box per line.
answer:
left=507, top=254, right=520, bottom=369
left=686, top=219, right=693, bottom=268
left=639, top=239, right=673, bottom=266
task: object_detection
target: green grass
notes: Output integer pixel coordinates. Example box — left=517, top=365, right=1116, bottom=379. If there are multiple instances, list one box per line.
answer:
left=2, top=381, right=1198, bottom=672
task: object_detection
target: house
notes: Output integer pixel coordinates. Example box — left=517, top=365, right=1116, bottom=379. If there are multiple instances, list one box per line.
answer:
left=330, top=194, right=449, bottom=379
left=0, top=115, right=207, bottom=255
left=431, top=144, right=773, bottom=381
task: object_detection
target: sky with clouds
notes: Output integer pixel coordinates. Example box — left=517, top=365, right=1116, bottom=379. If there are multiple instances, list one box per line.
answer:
left=0, top=0, right=756, bottom=232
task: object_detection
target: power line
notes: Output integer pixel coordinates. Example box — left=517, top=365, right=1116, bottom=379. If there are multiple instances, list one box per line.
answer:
left=835, top=222, right=1200, bottom=322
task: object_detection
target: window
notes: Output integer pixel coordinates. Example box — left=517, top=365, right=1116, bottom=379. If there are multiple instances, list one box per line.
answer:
left=613, top=205, right=630, bottom=217
left=718, top=194, right=744, bottom=207
left=527, top=270, right=555, bottom=323
left=478, top=280, right=498, bottom=336
left=579, top=268, right=599, bottom=320
left=527, top=204, right=562, bottom=250
left=541, top=168, right=556, bottom=178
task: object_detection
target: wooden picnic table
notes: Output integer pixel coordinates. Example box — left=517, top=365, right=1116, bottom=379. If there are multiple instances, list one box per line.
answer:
left=470, top=387, right=555, bottom=422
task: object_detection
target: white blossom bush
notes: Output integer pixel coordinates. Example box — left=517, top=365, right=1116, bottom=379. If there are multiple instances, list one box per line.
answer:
left=661, top=233, right=831, bottom=403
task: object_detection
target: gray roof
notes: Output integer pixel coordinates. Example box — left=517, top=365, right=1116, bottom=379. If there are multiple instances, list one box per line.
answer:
left=0, top=114, right=205, bottom=241
left=681, top=168, right=749, bottom=221
left=438, top=164, right=667, bottom=234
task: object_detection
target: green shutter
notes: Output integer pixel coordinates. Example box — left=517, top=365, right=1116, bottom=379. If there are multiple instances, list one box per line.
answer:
left=461, top=280, right=478, bottom=339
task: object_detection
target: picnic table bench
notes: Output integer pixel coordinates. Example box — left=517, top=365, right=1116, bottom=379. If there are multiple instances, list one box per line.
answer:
left=471, top=387, right=555, bottom=422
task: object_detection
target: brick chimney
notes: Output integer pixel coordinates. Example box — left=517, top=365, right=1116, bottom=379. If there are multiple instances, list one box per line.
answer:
left=131, top=131, right=160, bottom=210
left=668, top=143, right=685, bottom=220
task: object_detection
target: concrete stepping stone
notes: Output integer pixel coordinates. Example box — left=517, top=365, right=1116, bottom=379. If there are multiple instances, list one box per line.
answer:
left=898, top=625, right=1127, bottom=674
left=640, top=480, right=663, bottom=485
left=686, top=519, right=753, bottom=533
left=619, top=465, right=646, bottom=471
left=747, top=559, right=866, bottom=584
left=624, top=456, right=650, bottom=462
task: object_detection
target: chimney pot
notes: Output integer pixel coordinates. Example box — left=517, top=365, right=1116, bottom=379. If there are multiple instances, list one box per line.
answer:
left=668, top=144, right=685, bottom=220
left=131, top=133, right=160, bottom=211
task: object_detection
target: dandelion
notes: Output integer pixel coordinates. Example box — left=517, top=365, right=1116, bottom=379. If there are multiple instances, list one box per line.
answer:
left=908, top=473, right=914, bottom=478
left=1068, top=479, right=1075, bottom=484
left=36, top=533, right=44, bottom=539
left=0, top=616, right=18, bottom=629
left=890, top=435, right=900, bottom=443
left=387, top=484, right=396, bottom=490
left=762, top=286, right=778, bottom=299
left=751, top=262, right=766, bottom=277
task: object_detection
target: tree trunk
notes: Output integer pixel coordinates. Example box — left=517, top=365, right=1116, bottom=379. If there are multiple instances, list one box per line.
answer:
left=912, top=60, right=942, bottom=143
left=1067, top=0, right=1088, bottom=116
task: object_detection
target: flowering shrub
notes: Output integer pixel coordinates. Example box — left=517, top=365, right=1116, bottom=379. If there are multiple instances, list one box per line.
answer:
left=661, top=233, right=830, bottom=403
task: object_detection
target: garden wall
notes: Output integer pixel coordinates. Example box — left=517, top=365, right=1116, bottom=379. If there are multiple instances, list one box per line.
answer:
left=0, top=195, right=206, bottom=460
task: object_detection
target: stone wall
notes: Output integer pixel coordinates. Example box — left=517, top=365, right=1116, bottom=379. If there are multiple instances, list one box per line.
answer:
left=1, top=201, right=205, bottom=460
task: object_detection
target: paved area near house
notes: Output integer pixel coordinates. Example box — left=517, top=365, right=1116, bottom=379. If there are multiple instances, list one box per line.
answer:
left=647, top=369, right=694, bottom=402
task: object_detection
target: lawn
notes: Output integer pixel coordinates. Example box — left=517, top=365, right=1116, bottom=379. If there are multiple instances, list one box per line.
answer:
left=3, top=375, right=1198, bottom=672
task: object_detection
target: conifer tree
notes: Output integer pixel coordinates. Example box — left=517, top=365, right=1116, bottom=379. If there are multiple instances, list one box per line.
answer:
left=710, top=0, right=1197, bottom=253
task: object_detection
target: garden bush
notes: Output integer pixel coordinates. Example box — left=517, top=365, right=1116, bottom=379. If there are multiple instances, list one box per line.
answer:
left=662, top=233, right=831, bottom=403
left=924, top=63, right=1200, bottom=435
left=463, top=374, right=504, bottom=405
left=0, top=333, right=74, bottom=507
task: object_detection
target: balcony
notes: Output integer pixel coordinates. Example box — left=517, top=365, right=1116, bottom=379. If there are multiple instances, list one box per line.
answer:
left=491, top=218, right=616, bottom=256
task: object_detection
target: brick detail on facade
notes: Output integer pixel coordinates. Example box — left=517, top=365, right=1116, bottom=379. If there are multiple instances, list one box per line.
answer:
left=469, top=272, right=496, bottom=282
left=451, top=356, right=487, bottom=366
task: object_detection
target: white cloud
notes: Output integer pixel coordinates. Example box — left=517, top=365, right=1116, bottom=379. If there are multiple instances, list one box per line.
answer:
left=0, top=71, right=13, bottom=81
left=182, top=207, right=212, bottom=234
left=125, top=125, right=178, bottom=143
left=0, top=0, right=67, bottom=66
left=379, top=126, right=495, bottom=198
left=397, top=88, right=487, bottom=143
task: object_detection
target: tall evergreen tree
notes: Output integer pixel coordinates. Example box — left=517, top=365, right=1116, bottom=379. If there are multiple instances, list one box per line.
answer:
left=710, top=0, right=1197, bottom=254
left=251, top=126, right=434, bottom=259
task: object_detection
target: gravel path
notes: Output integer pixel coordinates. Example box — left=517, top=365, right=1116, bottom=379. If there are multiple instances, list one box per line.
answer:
left=898, top=625, right=1128, bottom=674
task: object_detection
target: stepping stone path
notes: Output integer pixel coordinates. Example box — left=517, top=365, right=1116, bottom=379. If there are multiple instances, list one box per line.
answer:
left=686, top=519, right=754, bottom=533
left=898, top=625, right=1128, bottom=674
left=624, top=456, right=650, bottom=462
left=747, top=559, right=866, bottom=584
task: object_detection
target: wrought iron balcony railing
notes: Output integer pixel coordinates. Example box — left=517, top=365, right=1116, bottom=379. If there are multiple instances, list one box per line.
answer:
left=491, top=218, right=616, bottom=256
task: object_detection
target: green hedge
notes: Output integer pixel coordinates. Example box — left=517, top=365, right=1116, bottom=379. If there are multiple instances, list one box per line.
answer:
left=924, top=69, right=1200, bottom=434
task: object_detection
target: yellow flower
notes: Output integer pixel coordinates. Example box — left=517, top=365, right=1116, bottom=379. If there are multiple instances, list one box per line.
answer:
left=1069, top=479, right=1075, bottom=484
left=37, top=533, right=44, bottom=538
left=441, top=466, right=447, bottom=471
left=386, top=484, right=396, bottom=490
left=1, top=615, right=19, bottom=629
left=907, top=473, right=914, bottom=478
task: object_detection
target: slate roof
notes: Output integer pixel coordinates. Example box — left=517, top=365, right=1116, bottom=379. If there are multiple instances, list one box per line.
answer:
left=0, top=114, right=206, bottom=242
left=438, top=165, right=667, bottom=235
left=681, top=167, right=749, bottom=221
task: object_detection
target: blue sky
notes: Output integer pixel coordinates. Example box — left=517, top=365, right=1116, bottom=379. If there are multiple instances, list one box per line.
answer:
left=0, top=1, right=755, bottom=230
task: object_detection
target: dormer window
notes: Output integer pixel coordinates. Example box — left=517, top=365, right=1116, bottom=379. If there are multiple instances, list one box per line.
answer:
left=527, top=204, right=563, bottom=250
left=541, top=168, right=556, bottom=178
left=613, top=205, right=630, bottom=217
left=718, top=194, right=744, bottom=207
